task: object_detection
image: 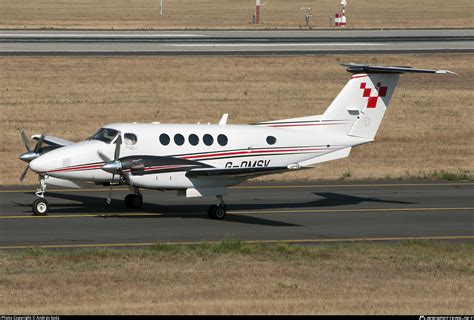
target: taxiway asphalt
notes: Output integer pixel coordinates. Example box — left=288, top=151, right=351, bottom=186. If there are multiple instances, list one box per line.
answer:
left=0, top=181, right=472, bottom=249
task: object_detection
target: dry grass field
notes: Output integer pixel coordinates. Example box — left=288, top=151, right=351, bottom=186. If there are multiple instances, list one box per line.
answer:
left=0, top=54, right=472, bottom=185
left=0, top=240, right=472, bottom=314
left=0, top=0, right=472, bottom=29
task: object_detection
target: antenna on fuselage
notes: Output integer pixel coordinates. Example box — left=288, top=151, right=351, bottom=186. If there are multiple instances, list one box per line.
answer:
left=219, top=113, right=229, bottom=126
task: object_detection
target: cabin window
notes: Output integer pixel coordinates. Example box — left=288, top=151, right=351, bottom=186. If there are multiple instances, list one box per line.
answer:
left=217, top=134, right=228, bottom=146
left=124, top=133, right=138, bottom=145
left=266, top=136, right=276, bottom=145
left=174, top=134, right=185, bottom=146
left=189, top=134, right=199, bottom=146
left=203, top=134, right=214, bottom=146
left=159, top=134, right=170, bottom=146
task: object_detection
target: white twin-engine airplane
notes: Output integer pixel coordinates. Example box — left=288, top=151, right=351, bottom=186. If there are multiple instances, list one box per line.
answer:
left=19, top=64, right=454, bottom=218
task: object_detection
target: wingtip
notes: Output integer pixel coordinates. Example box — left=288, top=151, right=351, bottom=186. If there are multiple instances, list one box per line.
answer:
left=435, top=70, right=457, bottom=75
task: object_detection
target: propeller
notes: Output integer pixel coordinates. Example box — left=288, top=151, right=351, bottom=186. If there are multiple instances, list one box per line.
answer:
left=98, top=135, right=123, bottom=175
left=98, top=134, right=149, bottom=182
left=18, top=128, right=45, bottom=182
left=97, top=135, right=123, bottom=204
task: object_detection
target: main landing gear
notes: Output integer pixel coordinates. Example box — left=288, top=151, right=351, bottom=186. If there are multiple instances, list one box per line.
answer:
left=32, top=176, right=49, bottom=216
left=124, top=187, right=143, bottom=209
left=207, top=195, right=227, bottom=220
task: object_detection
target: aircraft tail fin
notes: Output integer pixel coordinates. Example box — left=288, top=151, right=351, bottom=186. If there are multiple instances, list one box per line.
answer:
left=323, top=64, right=455, bottom=140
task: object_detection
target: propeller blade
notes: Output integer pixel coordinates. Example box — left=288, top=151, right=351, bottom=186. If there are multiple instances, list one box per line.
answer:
left=33, top=132, right=45, bottom=154
left=121, top=170, right=131, bottom=184
left=19, top=165, right=29, bottom=182
left=106, top=135, right=122, bottom=204
left=106, top=173, right=114, bottom=205
left=100, top=134, right=126, bottom=206
left=97, top=150, right=112, bottom=163
left=19, top=128, right=32, bottom=152
left=114, top=135, right=122, bottom=161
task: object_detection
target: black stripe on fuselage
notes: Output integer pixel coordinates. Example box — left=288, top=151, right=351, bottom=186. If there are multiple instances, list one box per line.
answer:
left=166, top=145, right=333, bottom=158
left=253, top=119, right=349, bottom=125
left=190, top=150, right=328, bottom=162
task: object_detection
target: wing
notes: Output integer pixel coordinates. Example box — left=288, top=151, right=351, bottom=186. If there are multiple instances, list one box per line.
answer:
left=109, top=155, right=296, bottom=179
left=116, top=155, right=288, bottom=178
left=185, top=166, right=290, bottom=178
left=32, top=134, right=74, bottom=146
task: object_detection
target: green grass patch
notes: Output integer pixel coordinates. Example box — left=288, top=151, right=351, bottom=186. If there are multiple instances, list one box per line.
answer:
left=1, top=240, right=473, bottom=274
left=403, top=169, right=472, bottom=181
left=24, top=247, right=47, bottom=256
left=339, top=170, right=352, bottom=180
left=429, top=169, right=471, bottom=181
left=149, top=242, right=186, bottom=253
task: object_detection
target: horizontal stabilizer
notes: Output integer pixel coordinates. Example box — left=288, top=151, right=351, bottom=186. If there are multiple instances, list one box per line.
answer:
left=342, top=63, right=456, bottom=75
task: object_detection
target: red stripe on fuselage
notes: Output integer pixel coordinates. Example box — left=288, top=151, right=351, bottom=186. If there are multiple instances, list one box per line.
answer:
left=48, top=163, right=104, bottom=173
left=268, top=122, right=347, bottom=128
left=46, top=146, right=336, bottom=174
left=180, top=147, right=327, bottom=160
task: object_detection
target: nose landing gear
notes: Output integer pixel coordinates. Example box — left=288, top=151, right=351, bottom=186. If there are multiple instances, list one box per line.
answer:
left=207, top=195, right=227, bottom=220
left=32, top=175, right=49, bottom=216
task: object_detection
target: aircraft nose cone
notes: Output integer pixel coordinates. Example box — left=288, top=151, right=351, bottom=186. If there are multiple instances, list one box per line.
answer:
left=19, top=151, right=40, bottom=163
left=29, top=156, right=49, bottom=173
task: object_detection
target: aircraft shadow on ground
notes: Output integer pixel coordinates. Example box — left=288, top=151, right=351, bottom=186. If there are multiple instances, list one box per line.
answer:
left=13, top=191, right=416, bottom=227
left=15, top=192, right=302, bottom=227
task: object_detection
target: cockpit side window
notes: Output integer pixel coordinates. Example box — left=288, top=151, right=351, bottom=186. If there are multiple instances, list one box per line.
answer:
left=124, top=133, right=138, bottom=145
left=88, top=128, right=119, bottom=144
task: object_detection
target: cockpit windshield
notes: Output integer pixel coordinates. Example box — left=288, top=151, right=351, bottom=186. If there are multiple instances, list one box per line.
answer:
left=88, top=128, right=119, bottom=144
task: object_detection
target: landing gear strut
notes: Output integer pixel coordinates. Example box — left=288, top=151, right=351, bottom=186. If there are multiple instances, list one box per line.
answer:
left=207, top=195, right=227, bottom=220
left=32, top=175, right=49, bottom=216
left=124, top=187, right=143, bottom=209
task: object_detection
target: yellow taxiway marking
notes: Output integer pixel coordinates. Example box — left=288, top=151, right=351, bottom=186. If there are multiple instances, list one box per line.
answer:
left=0, top=212, right=162, bottom=219
left=0, top=207, right=472, bottom=219
left=0, top=182, right=473, bottom=193
left=232, top=207, right=474, bottom=214
left=0, top=188, right=129, bottom=193
left=231, top=182, right=474, bottom=189
left=0, top=235, right=473, bottom=250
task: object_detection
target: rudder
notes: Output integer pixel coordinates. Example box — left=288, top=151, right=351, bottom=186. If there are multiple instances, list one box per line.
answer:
left=322, top=63, right=455, bottom=140
left=346, top=74, right=399, bottom=140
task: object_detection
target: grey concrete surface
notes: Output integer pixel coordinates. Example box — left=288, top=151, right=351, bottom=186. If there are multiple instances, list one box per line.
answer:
left=1, top=29, right=473, bottom=55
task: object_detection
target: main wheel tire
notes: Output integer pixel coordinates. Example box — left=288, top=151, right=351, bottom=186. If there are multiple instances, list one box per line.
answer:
left=207, top=205, right=216, bottom=218
left=124, top=194, right=133, bottom=208
left=125, top=194, right=143, bottom=209
left=32, top=198, right=49, bottom=216
left=209, top=204, right=227, bottom=220
left=131, top=195, right=143, bottom=208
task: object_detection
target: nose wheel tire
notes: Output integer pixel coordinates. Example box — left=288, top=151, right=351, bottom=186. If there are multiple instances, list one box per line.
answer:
left=208, top=204, right=227, bottom=220
left=124, top=194, right=143, bottom=209
left=32, top=198, right=49, bottom=216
